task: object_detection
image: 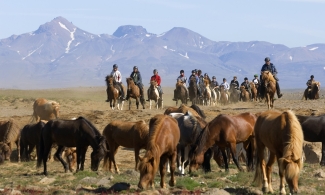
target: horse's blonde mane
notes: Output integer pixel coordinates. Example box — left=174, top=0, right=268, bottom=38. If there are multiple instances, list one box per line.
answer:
left=204, top=79, right=210, bottom=86
left=262, top=71, right=276, bottom=83
left=249, top=82, right=256, bottom=89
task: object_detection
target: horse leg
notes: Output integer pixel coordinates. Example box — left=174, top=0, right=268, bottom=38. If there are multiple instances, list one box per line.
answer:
left=169, top=151, right=177, bottom=187
left=42, top=143, right=52, bottom=176
left=277, top=157, right=287, bottom=195
left=15, top=139, right=20, bottom=162
left=134, top=147, right=140, bottom=171
left=221, top=148, right=229, bottom=171
left=128, top=99, right=131, bottom=110
left=80, top=146, right=88, bottom=171
left=159, top=154, right=168, bottom=188
left=320, top=142, right=325, bottom=166
left=55, top=146, right=69, bottom=173
left=110, top=144, right=120, bottom=174
left=136, top=98, right=139, bottom=109
left=229, top=142, right=244, bottom=171
left=265, top=152, right=276, bottom=194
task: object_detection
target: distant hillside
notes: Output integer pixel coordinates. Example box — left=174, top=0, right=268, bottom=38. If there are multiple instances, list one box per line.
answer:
left=0, top=16, right=324, bottom=89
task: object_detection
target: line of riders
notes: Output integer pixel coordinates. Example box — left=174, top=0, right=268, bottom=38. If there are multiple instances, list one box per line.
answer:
left=106, top=57, right=316, bottom=103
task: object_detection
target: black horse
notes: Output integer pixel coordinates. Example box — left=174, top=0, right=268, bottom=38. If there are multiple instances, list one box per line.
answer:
left=296, top=114, right=325, bottom=166
left=37, top=117, right=107, bottom=175
left=20, top=121, right=46, bottom=161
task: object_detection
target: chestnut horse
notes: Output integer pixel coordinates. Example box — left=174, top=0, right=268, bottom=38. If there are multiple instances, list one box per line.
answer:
left=174, top=80, right=187, bottom=106
left=253, top=110, right=303, bottom=194
left=261, top=71, right=276, bottom=109
left=105, top=75, right=124, bottom=110
left=148, top=80, right=160, bottom=109
left=188, top=76, right=198, bottom=105
left=229, top=83, right=239, bottom=103
left=303, top=81, right=320, bottom=100
left=189, top=112, right=256, bottom=172
left=219, top=85, right=229, bottom=105
left=126, top=77, right=145, bottom=110
left=138, top=114, right=180, bottom=189
left=240, top=86, right=250, bottom=102
left=0, top=118, right=21, bottom=162
left=250, top=82, right=258, bottom=101
left=37, top=117, right=107, bottom=175
left=102, top=120, right=149, bottom=173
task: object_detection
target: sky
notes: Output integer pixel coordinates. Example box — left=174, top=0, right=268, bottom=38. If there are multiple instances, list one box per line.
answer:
left=1, top=0, right=325, bottom=48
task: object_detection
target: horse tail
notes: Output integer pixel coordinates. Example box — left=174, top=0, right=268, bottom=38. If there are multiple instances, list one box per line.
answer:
left=253, top=149, right=263, bottom=187
left=245, top=140, right=254, bottom=171
left=102, top=140, right=110, bottom=171
left=37, top=129, right=44, bottom=168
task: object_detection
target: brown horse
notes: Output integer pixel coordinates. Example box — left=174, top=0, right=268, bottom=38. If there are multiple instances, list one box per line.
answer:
left=54, top=147, right=77, bottom=172
left=253, top=110, right=303, bottom=194
left=126, top=77, right=145, bottom=110
left=105, top=75, right=124, bottom=110
left=188, top=76, right=198, bottom=105
left=303, top=81, right=320, bottom=100
left=102, top=120, right=149, bottom=173
left=0, top=119, right=21, bottom=162
left=261, top=71, right=276, bottom=109
left=189, top=112, right=256, bottom=172
left=148, top=80, right=160, bottom=109
left=174, top=80, right=187, bottom=106
left=250, top=82, right=258, bottom=101
left=219, top=85, right=229, bottom=105
left=32, top=98, right=60, bottom=122
left=203, top=79, right=212, bottom=106
left=138, top=114, right=180, bottom=189
left=240, top=86, right=250, bottom=102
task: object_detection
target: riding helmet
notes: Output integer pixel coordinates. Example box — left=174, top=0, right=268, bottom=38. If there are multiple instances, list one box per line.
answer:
left=204, top=73, right=208, bottom=76
left=113, top=64, right=118, bottom=68
left=192, top=70, right=196, bottom=73
left=198, top=70, right=202, bottom=73
left=212, top=76, right=216, bottom=79
left=244, top=77, right=248, bottom=80
left=180, top=70, right=184, bottom=74
left=254, top=74, right=258, bottom=77
left=311, top=75, right=314, bottom=78
left=223, top=78, right=226, bottom=81
left=233, top=76, right=237, bottom=79
left=133, top=66, right=138, bottom=70
left=153, top=69, right=158, bottom=73
left=265, top=57, right=271, bottom=62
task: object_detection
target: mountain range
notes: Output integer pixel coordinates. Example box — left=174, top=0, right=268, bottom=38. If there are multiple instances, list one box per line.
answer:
left=1, top=16, right=324, bottom=89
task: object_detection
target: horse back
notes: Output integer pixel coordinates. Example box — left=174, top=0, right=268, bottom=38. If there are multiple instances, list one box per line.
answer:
left=297, top=115, right=325, bottom=142
left=21, top=121, right=45, bottom=145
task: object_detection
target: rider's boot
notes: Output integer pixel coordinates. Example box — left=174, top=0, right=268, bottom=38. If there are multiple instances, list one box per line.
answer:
left=276, top=82, right=283, bottom=98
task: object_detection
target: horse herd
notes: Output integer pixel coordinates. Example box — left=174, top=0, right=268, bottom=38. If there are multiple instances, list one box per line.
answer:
left=1, top=94, right=325, bottom=194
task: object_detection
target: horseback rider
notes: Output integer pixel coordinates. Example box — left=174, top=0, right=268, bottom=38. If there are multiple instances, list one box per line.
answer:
left=173, top=70, right=189, bottom=101
left=188, top=70, right=202, bottom=97
left=220, top=78, right=230, bottom=96
left=252, top=74, right=260, bottom=98
left=210, top=76, right=219, bottom=91
left=240, top=77, right=252, bottom=99
left=146, top=69, right=163, bottom=101
left=230, top=76, right=240, bottom=90
left=203, top=73, right=211, bottom=83
left=110, top=64, right=126, bottom=100
left=260, top=57, right=283, bottom=98
left=306, top=75, right=315, bottom=95
left=129, top=66, right=144, bottom=101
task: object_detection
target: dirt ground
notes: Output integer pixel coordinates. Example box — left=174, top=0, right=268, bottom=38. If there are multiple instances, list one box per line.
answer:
left=1, top=87, right=325, bottom=194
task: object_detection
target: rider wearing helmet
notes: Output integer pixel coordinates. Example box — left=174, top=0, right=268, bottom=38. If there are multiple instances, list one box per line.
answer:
left=306, top=75, right=315, bottom=95
left=173, top=70, right=189, bottom=101
left=252, top=74, right=260, bottom=98
left=260, top=57, right=282, bottom=98
left=146, top=69, right=163, bottom=101
left=109, top=64, right=125, bottom=100
left=210, top=76, right=219, bottom=90
left=188, top=70, right=202, bottom=97
left=129, top=66, right=144, bottom=101
left=230, top=76, right=240, bottom=90
left=240, top=77, right=252, bottom=100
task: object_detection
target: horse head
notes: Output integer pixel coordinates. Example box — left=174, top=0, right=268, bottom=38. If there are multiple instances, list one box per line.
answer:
left=204, top=79, right=210, bottom=87
left=138, top=155, right=155, bottom=189
left=249, top=82, right=255, bottom=89
left=0, top=142, right=11, bottom=161
left=262, top=71, right=276, bottom=87
left=90, top=136, right=107, bottom=171
left=150, top=80, right=158, bottom=89
left=176, top=80, right=184, bottom=87
left=105, top=75, right=114, bottom=86
left=279, top=157, right=302, bottom=194
left=240, top=85, right=246, bottom=92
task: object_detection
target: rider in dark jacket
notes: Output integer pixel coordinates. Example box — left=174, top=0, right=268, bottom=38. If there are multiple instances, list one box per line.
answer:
left=129, top=66, right=144, bottom=101
left=260, top=57, right=283, bottom=98
left=230, top=76, right=240, bottom=90
left=241, top=77, right=252, bottom=99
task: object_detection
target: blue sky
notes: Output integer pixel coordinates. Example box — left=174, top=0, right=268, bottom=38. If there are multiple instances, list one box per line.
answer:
left=1, top=0, right=324, bottom=48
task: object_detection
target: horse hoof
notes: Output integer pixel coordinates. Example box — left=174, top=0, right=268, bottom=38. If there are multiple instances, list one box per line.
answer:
left=262, top=187, right=269, bottom=193
left=169, top=180, right=175, bottom=187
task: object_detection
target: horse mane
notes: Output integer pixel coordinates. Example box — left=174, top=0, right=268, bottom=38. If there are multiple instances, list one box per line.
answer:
left=281, top=110, right=304, bottom=163
left=134, top=120, right=149, bottom=139
left=240, top=85, right=245, bottom=90
left=126, top=77, right=135, bottom=86
left=312, top=81, right=320, bottom=90
left=176, top=80, right=184, bottom=88
left=262, top=71, right=276, bottom=83
left=190, top=104, right=206, bottom=119
left=105, top=75, right=113, bottom=86
left=204, top=79, right=210, bottom=86
left=249, top=82, right=255, bottom=89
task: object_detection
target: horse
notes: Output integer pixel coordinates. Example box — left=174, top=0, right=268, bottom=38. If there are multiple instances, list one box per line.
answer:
left=148, top=80, right=160, bottom=109
left=20, top=120, right=46, bottom=161
left=188, top=76, right=198, bottom=105
left=0, top=118, right=21, bottom=162
left=250, top=82, right=258, bottom=101
left=219, top=85, right=229, bottom=105
left=32, top=98, right=60, bottom=122
left=105, top=75, right=124, bottom=110
left=174, top=80, right=187, bottom=106
left=169, top=111, right=208, bottom=174
left=37, top=117, right=107, bottom=175
left=296, top=114, right=325, bottom=166
left=253, top=110, right=303, bottom=194
left=138, top=114, right=180, bottom=189
left=203, top=79, right=212, bottom=106
left=126, top=77, right=145, bottom=110
left=261, top=71, right=276, bottom=109
left=239, top=86, right=250, bottom=102
left=303, top=81, right=320, bottom=100
left=102, top=120, right=149, bottom=173
left=229, top=83, right=239, bottom=103
left=164, top=104, right=206, bottom=119
left=53, top=147, right=77, bottom=172
left=189, top=112, right=256, bottom=173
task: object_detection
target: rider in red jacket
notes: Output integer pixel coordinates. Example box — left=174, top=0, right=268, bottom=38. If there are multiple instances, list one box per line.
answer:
left=146, top=69, right=163, bottom=101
